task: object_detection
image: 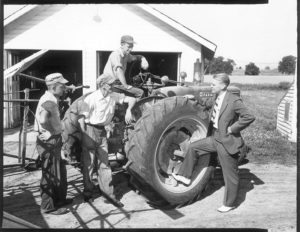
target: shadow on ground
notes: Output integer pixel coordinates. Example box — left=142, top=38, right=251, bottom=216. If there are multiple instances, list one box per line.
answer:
left=198, top=165, right=265, bottom=209
left=3, top=185, right=48, bottom=228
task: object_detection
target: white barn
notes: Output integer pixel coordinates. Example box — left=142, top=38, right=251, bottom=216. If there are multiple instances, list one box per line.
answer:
left=3, top=4, right=217, bottom=128
left=276, top=74, right=297, bottom=143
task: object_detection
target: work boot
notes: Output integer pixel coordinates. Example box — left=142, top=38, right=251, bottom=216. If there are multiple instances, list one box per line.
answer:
left=104, top=195, right=124, bottom=208
left=42, top=207, right=69, bottom=215
left=83, top=195, right=94, bottom=203
left=55, top=198, right=73, bottom=207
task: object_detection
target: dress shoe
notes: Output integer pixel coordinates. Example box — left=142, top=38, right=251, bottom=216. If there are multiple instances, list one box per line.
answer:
left=42, top=207, right=68, bottom=215
left=55, top=198, right=73, bottom=207
left=165, top=175, right=178, bottom=186
left=104, top=196, right=124, bottom=208
left=171, top=173, right=191, bottom=185
left=217, top=205, right=235, bottom=213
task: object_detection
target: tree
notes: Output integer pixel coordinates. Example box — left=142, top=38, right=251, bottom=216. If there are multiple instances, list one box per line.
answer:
left=278, top=55, right=296, bottom=74
left=208, top=56, right=235, bottom=75
left=245, top=62, right=260, bottom=75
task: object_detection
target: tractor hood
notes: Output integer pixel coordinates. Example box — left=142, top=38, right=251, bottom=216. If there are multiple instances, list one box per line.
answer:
left=152, top=85, right=240, bottom=101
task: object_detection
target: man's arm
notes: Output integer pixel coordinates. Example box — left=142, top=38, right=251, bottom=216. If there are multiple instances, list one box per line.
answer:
left=38, top=103, right=52, bottom=140
left=123, top=96, right=137, bottom=124
left=229, top=98, right=255, bottom=134
left=116, top=67, right=130, bottom=89
left=78, top=116, right=86, bottom=132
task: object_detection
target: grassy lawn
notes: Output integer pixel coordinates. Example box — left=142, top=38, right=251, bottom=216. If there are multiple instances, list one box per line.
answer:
left=240, top=87, right=296, bottom=166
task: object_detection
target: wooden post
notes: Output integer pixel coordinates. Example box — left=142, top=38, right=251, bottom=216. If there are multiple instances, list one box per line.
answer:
left=21, top=88, right=29, bottom=167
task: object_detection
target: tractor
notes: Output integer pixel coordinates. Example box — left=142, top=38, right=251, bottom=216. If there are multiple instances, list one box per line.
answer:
left=63, top=71, right=245, bottom=208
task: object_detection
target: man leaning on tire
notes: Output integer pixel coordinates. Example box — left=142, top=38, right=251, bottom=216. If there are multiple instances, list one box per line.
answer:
left=172, top=73, right=255, bottom=213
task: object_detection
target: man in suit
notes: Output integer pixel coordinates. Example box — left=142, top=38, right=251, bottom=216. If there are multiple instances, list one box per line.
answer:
left=172, top=73, right=255, bottom=213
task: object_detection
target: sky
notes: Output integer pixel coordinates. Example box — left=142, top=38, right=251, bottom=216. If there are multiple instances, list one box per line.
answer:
left=151, top=0, right=297, bottom=69
left=4, top=0, right=297, bottom=69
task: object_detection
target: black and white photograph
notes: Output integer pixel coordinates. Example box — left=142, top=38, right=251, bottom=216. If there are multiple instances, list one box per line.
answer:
left=2, top=0, right=297, bottom=230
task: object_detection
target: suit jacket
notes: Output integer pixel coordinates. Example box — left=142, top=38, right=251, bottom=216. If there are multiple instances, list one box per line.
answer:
left=207, top=91, right=255, bottom=154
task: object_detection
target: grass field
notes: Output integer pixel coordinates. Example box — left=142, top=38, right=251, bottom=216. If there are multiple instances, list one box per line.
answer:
left=204, top=75, right=294, bottom=84
left=240, top=86, right=296, bottom=166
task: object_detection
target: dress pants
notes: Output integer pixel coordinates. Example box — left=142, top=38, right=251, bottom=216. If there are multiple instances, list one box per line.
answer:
left=81, top=124, right=114, bottom=198
left=36, top=135, right=67, bottom=212
left=177, top=131, right=239, bottom=207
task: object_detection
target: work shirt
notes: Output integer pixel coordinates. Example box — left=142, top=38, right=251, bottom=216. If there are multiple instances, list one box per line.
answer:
left=80, top=89, right=125, bottom=125
left=34, top=90, right=62, bottom=135
left=103, top=48, right=137, bottom=82
left=211, top=90, right=227, bottom=129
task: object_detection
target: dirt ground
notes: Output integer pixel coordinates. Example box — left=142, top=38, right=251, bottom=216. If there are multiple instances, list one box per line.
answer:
left=2, top=160, right=296, bottom=230
left=2, top=127, right=297, bottom=231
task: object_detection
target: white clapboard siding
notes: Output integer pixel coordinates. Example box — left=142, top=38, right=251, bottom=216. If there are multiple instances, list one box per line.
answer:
left=276, top=79, right=296, bottom=142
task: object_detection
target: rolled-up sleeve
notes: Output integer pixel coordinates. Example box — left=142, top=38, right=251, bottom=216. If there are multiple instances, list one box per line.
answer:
left=110, top=51, right=123, bottom=71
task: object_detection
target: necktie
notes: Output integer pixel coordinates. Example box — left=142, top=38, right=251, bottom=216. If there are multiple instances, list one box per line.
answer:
left=211, top=99, right=219, bottom=125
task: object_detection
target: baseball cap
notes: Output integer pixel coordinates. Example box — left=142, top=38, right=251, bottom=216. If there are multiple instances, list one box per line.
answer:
left=96, top=73, right=116, bottom=86
left=45, top=73, right=69, bottom=85
left=120, top=35, right=136, bottom=44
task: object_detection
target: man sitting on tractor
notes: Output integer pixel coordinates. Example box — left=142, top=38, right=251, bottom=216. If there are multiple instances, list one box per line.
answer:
left=103, top=35, right=149, bottom=99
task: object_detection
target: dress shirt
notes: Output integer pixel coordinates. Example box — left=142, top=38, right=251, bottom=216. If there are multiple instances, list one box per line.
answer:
left=80, top=89, right=125, bottom=125
left=211, top=90, right=227, bottom=129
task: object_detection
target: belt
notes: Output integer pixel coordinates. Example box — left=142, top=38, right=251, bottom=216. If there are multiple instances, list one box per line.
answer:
left=86, top=123, right=105, bottom=129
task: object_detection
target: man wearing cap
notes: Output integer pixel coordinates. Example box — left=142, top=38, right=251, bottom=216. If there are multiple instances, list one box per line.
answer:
left=77, top=73, right=136, bottom=207
left=34, top=73, right=73, bottom=215
left=172, top=73, right=255, bottom=213
left=103, top=35, right=149, bottom=99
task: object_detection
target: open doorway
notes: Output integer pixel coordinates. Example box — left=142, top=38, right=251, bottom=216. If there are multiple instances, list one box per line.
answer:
left=97, top=51, right=180, bottom=86
left=7, top=49, right=82, bottom=124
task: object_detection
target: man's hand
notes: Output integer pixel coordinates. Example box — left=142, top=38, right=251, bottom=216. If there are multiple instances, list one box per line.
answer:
left=61, top=150, right=70, bottom=162
left=66, top=84, right=76, bottom=93
left=125, top=110, right=134, bottom=124
left=227, top=127, right=232, bottom=134
left=39, top=130, right=51, bottom=141
left=141, top=57, right=149, bottom=70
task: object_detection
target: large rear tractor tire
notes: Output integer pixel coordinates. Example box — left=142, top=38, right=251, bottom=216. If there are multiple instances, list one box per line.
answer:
left=125, top=96, right=215, bottom=208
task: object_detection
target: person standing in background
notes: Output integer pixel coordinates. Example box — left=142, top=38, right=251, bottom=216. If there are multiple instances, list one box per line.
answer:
left=34, top=73, right=73, bottom=215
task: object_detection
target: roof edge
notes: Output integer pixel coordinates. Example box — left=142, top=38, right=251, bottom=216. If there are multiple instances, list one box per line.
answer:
left=137, top=4, right=217, bottom=53
left=4, top=5, right=38, bottom=27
